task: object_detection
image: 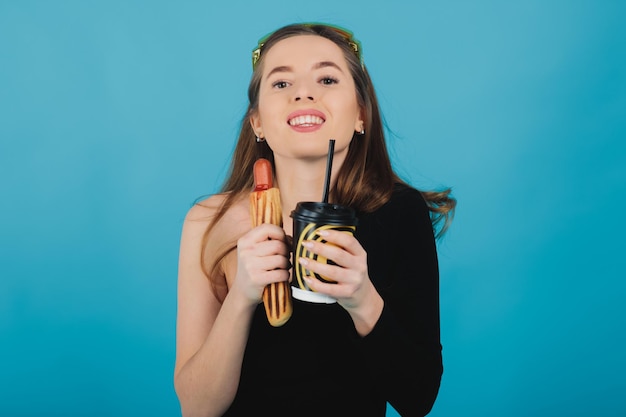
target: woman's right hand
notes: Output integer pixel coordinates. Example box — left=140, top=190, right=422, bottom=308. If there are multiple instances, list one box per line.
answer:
left=232, top=223, right=291, bottom=304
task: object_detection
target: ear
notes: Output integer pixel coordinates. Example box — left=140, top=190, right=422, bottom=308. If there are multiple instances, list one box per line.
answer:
left=250, top=113, right=263, bottom=138
left=354, top=109, right=365, bottom=134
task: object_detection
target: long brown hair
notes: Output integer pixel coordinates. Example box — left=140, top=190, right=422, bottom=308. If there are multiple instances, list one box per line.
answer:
left=200, top=24, right=455, bottom=294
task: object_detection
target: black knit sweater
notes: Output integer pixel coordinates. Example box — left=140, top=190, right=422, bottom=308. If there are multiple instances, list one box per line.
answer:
left=223, top=184, right=443, bottom=417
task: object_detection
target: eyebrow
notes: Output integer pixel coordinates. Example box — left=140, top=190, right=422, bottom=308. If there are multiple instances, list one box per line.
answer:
left=265, top=61, right=344, bottom=80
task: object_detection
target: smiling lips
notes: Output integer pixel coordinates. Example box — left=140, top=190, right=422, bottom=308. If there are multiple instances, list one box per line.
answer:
left=287, top=109, right=326, bottom=132
left=289, top=115, right=324, bottom=126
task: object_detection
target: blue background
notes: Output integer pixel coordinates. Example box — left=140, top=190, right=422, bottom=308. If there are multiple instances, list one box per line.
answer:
left=1, top=1, right=625, bottom=416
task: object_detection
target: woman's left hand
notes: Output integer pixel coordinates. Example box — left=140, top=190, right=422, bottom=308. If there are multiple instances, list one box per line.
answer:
left=298, top=229, right=384, bottom=335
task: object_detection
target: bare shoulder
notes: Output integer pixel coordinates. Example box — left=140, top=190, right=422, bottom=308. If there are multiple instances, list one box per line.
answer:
left=184, top=194, right=226, bottom=223
left=184, top=193, right=251, bottom=245
left=180, top=193, right=252, bottom=284
left=179, top=194, right=225, bottom=257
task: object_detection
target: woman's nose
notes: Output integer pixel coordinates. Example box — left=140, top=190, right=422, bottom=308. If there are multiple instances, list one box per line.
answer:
left=293, top=81, right=316, bottom=102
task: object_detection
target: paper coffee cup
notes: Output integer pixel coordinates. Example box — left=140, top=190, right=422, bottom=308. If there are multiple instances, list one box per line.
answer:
left=291, top=202, right=357, bottom=304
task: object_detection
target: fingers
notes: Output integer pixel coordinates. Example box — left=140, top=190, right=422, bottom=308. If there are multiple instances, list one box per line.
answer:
left=298, top=255, right=349, bottom=283
left=301, top=273, right=342, bottom=298
left=299, top=263, right=357, bottom=301
left=240, top=223, right=288, bottom=247
left=238, top=224, right=289, bottom=256
left=295, top=229, right=381, bottom=325
left=299, top=230, right=365, bottom=272
left=316, top=229, right=364, bottom=256
left=254, top=253, right=292, bottom=273
left=255, top=267, right=291, bottom=284
left=253, top=239, right=289, bottom=258
left=236, top=223, right=291, bottom=288
left=238, top=239, right=290, bottom=279
left=295, top=229, right=368, bottom=299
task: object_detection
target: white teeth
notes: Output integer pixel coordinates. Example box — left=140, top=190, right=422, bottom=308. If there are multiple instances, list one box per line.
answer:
left=288, top=115, right=324, bottom=126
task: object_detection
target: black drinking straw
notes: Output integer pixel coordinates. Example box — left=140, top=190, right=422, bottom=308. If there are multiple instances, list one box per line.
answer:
left=321, top=139, right=335, bottom=204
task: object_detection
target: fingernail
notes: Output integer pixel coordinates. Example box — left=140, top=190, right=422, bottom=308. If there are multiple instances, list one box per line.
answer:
left=318, top=230, right=329, bottom=237
left=299, top=257, right=309, bottom=266
left=302, top=241, right=313, bottom=249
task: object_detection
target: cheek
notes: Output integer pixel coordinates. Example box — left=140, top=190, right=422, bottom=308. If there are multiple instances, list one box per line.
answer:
left=336, top=98, right=360, bottom=128
left=257, top=101, right=283, bottom=132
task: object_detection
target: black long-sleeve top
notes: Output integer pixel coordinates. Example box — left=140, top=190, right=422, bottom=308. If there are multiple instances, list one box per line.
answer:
left=223, top=184, right=443, bottom=416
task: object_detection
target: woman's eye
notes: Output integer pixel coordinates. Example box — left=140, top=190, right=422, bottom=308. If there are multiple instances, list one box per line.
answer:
left=320, top=77, right=339, bottom=85
left=272, top=81, right=289, bottom=89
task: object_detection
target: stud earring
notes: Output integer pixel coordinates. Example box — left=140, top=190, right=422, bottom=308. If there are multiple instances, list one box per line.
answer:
left=256, top=136, right=265, bottom=143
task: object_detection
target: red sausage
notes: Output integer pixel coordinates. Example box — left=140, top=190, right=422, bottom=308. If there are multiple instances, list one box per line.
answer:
left=253, top=158, right=273, bottom=191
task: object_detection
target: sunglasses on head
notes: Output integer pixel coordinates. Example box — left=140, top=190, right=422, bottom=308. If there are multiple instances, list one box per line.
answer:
left=251, top=24, right=362, bottom=70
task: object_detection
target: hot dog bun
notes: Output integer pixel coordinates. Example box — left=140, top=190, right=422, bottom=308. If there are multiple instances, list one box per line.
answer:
left=250, top=159, right=293, bottom=327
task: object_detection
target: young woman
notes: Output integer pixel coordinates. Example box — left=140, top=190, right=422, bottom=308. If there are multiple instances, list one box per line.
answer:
left=174, top=23, right=455, bottom=417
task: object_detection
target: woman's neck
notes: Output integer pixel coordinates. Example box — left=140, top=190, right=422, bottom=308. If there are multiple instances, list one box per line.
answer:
left=273, top=153, right=346, bottom=235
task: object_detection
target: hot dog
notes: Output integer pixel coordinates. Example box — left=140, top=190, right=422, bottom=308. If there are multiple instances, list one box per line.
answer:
left=250, top=158, right=293, bottom=326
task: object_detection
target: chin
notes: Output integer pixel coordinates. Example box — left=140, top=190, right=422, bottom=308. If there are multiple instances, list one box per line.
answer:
left=270, top=134, right=352, bottom=159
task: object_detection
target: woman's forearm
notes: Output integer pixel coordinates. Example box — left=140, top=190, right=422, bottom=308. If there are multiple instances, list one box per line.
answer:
left=175, top=290, right=256, bottom=417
